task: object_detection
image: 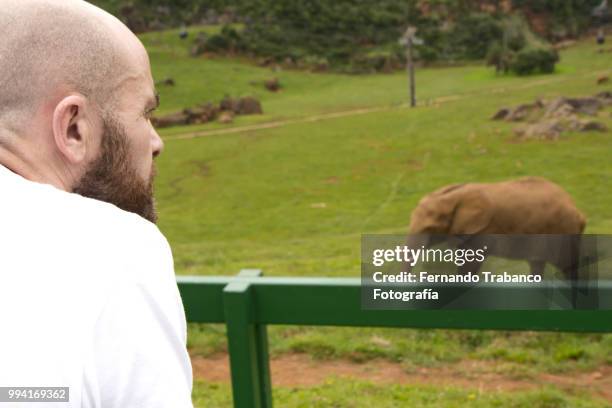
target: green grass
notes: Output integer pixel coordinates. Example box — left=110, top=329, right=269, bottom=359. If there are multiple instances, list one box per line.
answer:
left=188, top=325, right=612, bottom=374
left=142, top=27, right=612, bottom=405
left=155, top=76, right=612, bottom=276
left=193, top=379, right=611, bottom=408
left=143, top=26, right=610, bottom=121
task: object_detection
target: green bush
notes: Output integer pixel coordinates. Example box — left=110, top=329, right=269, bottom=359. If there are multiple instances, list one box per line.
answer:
left=202, top=25, right=245, bottom=53
left=486, top=41, right=515, bottom=74
left=90, top=0, right=596, bottom=73
left=450, top=13, right=503, bottom=60
left=510, top=47, right=559, bottom=75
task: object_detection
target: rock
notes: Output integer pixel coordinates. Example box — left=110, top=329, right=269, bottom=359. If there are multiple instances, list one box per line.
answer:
left=264, top=77, right=281, bottom=92
left=506, top=103, right=541, bottom=121
left=237, top=96, right=263, bottom=115
left=192, top=102, right=219, bottom=123
left=565, top=97, right=602, bottom=116
left=543, top=97, right=602, bottom=118
left=219, top=96, right=241, bottom=113
left=218, top=111, right=234, bottom=124
left=219, top=96, right=262, bottom=115
left=595, top=91, right=612, bottom=105
left=183, top=103, right=219, bottom=124
left=491, top=107, right=511, bottom=120
left=545, top=102, right=576, bottom=119
left=576, top=120, right=608, bottom=132
left=152, top=96, right=261, bottom=129
left=514, top=120, right=563, bottom=140
left=151, top=112, right=189, bottom=128
left=544, top=97, right=571, bottom=117
left=597, top=75, right=609, bottom=85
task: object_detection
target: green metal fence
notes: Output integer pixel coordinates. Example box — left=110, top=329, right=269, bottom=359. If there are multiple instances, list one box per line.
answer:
left=177, top=270, right=612, bottom=408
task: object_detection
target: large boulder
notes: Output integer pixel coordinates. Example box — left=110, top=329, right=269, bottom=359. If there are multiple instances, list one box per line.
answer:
left=544, top=101, right=576, bottom=119
left=574, top=120, right=608, bottom=132
left=218, top=111, right=234, bottom=124
left=219, top=96, right=241, bottom=113
left=221, top=96, right=263, bottom=115
left=514, top=120, right=563, bottom=140
left=264, top=77, right=281, bottom=92
left=564, top=97, right=602, bottom=116
left=595, top=91, right=612, bottom=106
left=491, top=107, right=511, bottom=120
left=151, top=112, right=189, bottom=128
left=544, top=97, right=572, bottom=118
left=237, top=96, right=263, bottom=115
left=183, top=103, right=219, bottom=124
left=505, top=102, right=542, bottom=121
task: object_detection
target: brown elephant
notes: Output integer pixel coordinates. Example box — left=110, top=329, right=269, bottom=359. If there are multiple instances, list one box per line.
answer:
left=407, top=176, right=587, bottom=278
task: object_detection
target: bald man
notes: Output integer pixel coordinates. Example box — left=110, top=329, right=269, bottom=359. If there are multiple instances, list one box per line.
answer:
left=0, top=1, right=193, bottom=407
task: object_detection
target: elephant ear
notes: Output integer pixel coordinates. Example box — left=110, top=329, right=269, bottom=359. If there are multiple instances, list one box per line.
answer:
left=409, top=192, right=459, bottom=234
left=448, top=189, right=493, bottom=235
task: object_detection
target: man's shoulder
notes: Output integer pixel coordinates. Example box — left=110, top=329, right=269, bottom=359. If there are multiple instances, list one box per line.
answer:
left=44, top=180, right=160, bottom=238
left=5, top=173, right=168, bottom=259
left=60, top=188, right=170, bottom=261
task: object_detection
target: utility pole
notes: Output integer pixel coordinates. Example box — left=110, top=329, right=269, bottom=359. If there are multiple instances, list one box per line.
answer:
left=399, top=26, right=422, bottom=108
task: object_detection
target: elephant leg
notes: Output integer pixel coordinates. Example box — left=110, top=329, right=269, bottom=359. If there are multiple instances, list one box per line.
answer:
left=528, top=260, right=546, bottom=277
left=455, top=238, right=484, bottom=276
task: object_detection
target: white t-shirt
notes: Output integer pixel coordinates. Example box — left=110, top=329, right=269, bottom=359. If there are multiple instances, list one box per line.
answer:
left=0, top=164, right=193, bottom=407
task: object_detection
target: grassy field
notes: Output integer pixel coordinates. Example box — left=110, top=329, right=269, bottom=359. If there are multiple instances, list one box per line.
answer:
left=145, top=27, right=612, bottom=406
left=192, top=379, right=610, bottom=407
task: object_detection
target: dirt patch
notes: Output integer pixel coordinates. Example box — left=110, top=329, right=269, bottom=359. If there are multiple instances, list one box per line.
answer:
left=191, top=353, right=612, bottom=400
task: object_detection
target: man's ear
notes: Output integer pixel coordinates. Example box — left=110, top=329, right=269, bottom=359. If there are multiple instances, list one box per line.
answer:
left=52, top=94, right=96, bottom=165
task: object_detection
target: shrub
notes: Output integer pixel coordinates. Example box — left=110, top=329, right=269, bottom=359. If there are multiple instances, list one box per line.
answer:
left=450, top=13, right=503, bottom=60
left=203, top=25, right=245, bottom=53
left=510, top=47, right=559, bottom=75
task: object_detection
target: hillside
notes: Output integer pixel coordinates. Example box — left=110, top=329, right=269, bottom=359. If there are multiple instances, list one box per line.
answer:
left=92, top=1, right=604, bottom=73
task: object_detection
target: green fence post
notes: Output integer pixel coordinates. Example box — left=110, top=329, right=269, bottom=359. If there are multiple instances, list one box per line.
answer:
left=223, top=271, right=272, bottom=408
left=238, top=270, right=273, bottom=408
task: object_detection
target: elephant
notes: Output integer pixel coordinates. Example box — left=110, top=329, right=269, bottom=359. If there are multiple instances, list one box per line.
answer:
left=406, top=176, right=587, bottom=280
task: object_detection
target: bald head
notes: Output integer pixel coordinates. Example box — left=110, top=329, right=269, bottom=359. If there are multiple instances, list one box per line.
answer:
left=0, top=0, right=162, bottom=212
left=0, top=0, right=138, bottom=130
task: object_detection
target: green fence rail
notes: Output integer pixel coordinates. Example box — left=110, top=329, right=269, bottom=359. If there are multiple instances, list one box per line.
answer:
left=177, top=270, right=612, bottom=408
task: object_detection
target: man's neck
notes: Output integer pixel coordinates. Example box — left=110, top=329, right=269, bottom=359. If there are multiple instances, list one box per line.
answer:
left=0, top=142, right=71, bottom=191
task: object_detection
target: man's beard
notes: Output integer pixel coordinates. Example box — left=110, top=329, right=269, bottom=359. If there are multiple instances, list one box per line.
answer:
left=73, top=114, right=158, bottom=223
